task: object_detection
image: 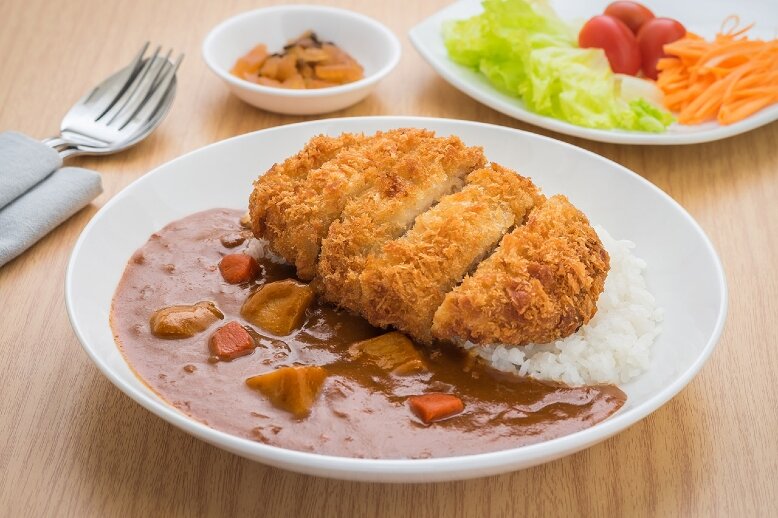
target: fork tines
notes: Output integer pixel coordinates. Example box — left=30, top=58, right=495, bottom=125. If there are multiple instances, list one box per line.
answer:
left=98, top=43, right=184, bottom=129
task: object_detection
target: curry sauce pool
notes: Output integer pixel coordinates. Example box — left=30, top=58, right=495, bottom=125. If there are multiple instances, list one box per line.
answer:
left=111, top=208, right=625, bottom=459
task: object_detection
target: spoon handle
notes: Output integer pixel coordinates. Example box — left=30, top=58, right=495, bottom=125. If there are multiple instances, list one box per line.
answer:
left=56, top=148, right=85, bottom=159
left=41, top=136, right=69, bottom=150
left=42, top=137, right=86, bottom=159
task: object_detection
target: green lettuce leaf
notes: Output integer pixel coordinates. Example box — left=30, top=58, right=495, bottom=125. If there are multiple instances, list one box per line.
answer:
left=443, top=0, right=673, bottom=132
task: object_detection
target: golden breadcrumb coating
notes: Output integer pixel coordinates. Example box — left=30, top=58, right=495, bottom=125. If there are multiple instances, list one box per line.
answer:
left=358, top=164, right=542, bottom=343
left=317, top=136, right=486, bottom=312
left=431, top=195, right=609, bottom=346
left=249, top=132, right=366, bottom=237
left=262, top=128, right=435, bottom=279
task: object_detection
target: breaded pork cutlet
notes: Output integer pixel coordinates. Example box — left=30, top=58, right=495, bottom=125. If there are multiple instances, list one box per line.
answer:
left=317, top=136, right=485, bottom=313
left=249, top=132, right=366, bottom=237
left=249, top=130, right=611, bottom=346
left=259, top=128, right=435, bottom=279
left=431, top=195, right=609, bottom=346
left=358, top=164, right=543, bottom=343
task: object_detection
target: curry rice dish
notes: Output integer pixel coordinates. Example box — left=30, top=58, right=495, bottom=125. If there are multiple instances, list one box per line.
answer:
left=111, top=128, right=661, bottom=458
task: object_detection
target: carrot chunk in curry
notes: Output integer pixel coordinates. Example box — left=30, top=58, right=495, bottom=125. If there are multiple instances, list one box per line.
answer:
left=408, top=393, right=465, bottom=424
left=240, top=279, right=314, bottom=335
left=219, top=253, right=259, bottom=284
left=209, top=321, right=256, bottom=361
left=149, top=301, right=223, bottom=339
left=349, top=332, right=426, bottom=375
left=246, top=366, right=328, bottom=417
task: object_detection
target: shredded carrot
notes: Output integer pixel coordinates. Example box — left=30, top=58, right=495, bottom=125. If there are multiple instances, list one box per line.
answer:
left=656, top=16, right=778, bottom=125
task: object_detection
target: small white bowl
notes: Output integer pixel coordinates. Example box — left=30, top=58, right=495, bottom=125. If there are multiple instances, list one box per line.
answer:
left=202, top=5, right=401, bottom=115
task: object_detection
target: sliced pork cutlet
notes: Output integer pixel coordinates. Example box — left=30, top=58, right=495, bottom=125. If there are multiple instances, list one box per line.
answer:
left=249, top=132, right=366, bottom=237
left=261, top=128, right=436, bottom=280
left=432, top=194, right=610, bottom=346
left=318, top=136, right=486, bottom=313
left=358, top=164, right=542, bottom=343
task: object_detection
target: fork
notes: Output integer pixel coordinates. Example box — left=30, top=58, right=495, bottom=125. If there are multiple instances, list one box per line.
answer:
left=42, top=43, right=184, bottom=158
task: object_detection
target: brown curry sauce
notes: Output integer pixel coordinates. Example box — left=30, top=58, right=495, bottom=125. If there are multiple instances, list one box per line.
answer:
left=111, top=208, right=626, bottom=459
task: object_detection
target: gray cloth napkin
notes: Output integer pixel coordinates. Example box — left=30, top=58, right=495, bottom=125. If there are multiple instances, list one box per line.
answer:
left=0, top=132, right=103, bottom=267
left=0, top=132, right=62, bottom=209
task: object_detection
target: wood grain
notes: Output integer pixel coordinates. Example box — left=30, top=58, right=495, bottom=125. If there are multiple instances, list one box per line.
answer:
left=1, top=0, right=776, bottom=516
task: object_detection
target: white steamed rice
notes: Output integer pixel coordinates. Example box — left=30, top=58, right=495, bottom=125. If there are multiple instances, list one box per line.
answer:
left=467, top=225, right=663, bottom=386
left=245, top=237, right=286, bottom=265
left=246, top=225, right=662, bottom=387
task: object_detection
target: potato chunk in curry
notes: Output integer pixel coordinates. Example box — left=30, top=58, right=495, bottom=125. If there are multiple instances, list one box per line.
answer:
left=246, top=366, right=328, bottom=417
left=349, top=332, right=426, bottom=375
left=240, top=280, right=314, bottom=335
left=149, top=301, right=223, bottom=338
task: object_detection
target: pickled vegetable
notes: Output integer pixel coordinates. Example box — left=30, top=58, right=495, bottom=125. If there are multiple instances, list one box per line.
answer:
left=230, top=31, right=364, bottom=89
left=230, top=44, right=268, bottom=79
left=314, top=63, right=363, bottom=83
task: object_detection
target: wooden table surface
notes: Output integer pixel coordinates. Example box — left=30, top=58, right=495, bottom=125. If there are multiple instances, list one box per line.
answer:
left=1, top=0, right=776, bottom=516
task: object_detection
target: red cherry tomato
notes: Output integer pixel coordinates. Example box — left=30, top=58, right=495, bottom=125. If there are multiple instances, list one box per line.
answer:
left=578, top=15, right=642, bottom=76
left=604, top=1, right=655, bottom=34
left=637, top=17, right=687, bottom=79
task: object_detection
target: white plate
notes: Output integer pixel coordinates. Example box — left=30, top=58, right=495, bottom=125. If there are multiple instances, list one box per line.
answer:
left=65, top=117, right=727, bottom=482
left=409, top=0, right=778, bottom=145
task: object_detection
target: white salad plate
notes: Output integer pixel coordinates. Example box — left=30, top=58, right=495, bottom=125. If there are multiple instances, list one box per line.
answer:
left=66, top=117, right=727, bottom=482
left=409, top=0, right=778, bottom=145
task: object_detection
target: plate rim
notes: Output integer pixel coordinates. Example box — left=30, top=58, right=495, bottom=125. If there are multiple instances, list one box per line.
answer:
left=408, top=0, right=778, bottom=145
left=65, top=115, right=728, bottom=481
